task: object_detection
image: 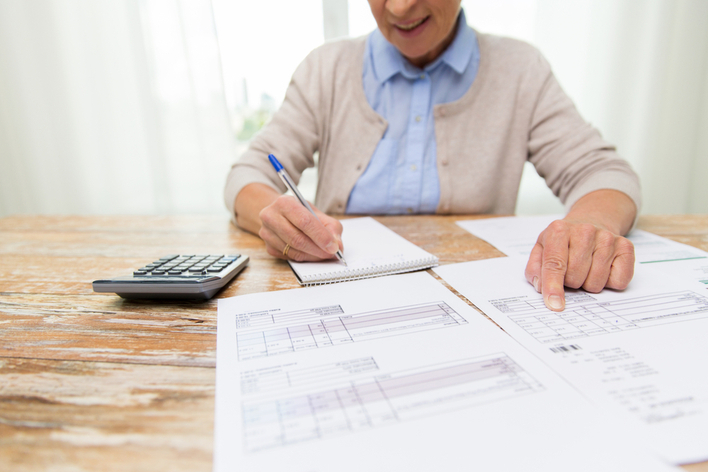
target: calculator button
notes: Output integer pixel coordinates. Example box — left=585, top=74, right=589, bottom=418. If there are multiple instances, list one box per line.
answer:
left=159, top=255, right=179, bottom=261
left=207, top=267, right=223, bottom=272
left=151, top=270, right=166, bottom=275
left=133, top=270, right=148, bottom=276
left=168, top=270, right=184, bottom=275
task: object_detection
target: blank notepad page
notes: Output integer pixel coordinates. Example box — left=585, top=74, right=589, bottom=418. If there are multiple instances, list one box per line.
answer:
left=288, top=217, right=439, bottom=285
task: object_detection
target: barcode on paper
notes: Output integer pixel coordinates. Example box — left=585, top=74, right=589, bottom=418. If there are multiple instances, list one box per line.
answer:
left=550, top=344, right=581, bottom=353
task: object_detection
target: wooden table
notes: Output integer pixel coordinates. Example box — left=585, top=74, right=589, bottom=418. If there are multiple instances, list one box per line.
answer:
left=1, top=214, right=707, bottom=471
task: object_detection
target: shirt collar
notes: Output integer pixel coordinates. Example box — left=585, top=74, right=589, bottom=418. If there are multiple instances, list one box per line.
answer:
left=370, top=8, right=476, bottom=83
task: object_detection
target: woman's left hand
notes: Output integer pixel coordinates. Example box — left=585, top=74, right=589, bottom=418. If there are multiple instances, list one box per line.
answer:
left=524, top=219, right=635, bottom=311
left=523, top=189, right=637, bottom=311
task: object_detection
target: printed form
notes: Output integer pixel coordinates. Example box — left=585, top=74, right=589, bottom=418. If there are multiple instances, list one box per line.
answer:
left=434, top=257, right=708, bottom=464
left=214, top=272, right=677, bottom=471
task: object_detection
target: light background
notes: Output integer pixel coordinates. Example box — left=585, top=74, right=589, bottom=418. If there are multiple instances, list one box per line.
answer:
left=0, top=0, right=706, bottom=217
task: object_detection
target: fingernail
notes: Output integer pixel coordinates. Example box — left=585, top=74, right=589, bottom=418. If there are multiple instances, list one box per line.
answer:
left=532, top=276, right=540, bottom=292
left=326, top=241, right=338, bottom=253
left=548, top=295, right=564, bottom=311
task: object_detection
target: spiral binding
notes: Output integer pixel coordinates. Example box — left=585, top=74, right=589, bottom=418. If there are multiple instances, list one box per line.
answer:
left=300, top=257, right=439, bottom=286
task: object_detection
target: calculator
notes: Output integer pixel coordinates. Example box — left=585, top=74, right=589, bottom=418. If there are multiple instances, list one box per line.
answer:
left=92, top=254, right=249, bottom=300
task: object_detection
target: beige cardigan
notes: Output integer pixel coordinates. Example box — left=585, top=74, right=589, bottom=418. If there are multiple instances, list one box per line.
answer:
left=224, top=33, right=640, bottom=216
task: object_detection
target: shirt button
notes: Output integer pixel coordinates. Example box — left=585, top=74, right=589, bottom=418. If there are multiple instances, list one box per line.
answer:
left=407, top=208, right=414, bottom=213
left=356, top=164, right=362, bottom=171
left=410, top=164, right=417, bottom=171
left=415, top=115, right=422, bottom=123
left=441, top=160, right=448, bottom=166
left=419, top=74, right=425, bottom=80
left=438, top=109, right=446, bottom=117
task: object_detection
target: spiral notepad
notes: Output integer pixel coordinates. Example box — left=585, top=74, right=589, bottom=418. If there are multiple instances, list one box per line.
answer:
left=288, top=217, right=439, bottom=286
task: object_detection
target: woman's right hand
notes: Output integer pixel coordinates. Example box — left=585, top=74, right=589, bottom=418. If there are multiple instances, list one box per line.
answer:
left=234, top=183, right=343, bottom=262
left=258, top=195, right=344, bottom=262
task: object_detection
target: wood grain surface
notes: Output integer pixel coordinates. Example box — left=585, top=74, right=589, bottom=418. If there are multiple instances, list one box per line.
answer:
left=1, top=214, right=707, bottom=471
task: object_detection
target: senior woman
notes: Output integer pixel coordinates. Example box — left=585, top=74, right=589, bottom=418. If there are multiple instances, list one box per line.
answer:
left=224, top=0, right=638, bottom=312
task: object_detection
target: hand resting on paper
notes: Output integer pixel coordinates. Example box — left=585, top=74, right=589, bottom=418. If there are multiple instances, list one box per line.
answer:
left=524, top=189, right=637, bottom=312
left=234, top=183, right=343, bottom=262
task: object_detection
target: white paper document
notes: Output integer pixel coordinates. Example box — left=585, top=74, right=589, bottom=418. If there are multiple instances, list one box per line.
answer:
left=434, top=257, right=708, bottom=464
left=457, top=215, right=708, bottom=264
left=214, top=272, right=677, bottom=471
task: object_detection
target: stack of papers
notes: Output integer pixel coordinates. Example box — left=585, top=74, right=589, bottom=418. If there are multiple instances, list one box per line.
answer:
left=212, top=215, right=708, bottom=470
left=215, top=273, right=680, bottom=471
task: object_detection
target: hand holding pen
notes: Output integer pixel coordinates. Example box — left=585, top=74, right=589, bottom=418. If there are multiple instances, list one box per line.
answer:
left=260, top=154, right=347, bottom=265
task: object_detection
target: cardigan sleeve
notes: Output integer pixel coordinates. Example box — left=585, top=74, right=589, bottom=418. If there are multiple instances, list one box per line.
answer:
left=525, top=51, right=642, bottom=216
left=223, top=47, right=325, bottom=217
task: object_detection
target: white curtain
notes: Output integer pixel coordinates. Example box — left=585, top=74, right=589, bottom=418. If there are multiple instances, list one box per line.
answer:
left=0, top=0, right=706, bottom=217
left=0, top=0, right=236, bottom=216
left=505, top=0, right=708, bottom=215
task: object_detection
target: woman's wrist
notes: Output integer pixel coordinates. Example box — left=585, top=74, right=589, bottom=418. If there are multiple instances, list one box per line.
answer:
left=234, top=183, right=281, bottom=235
left=564, top=189, right=637, bottom=236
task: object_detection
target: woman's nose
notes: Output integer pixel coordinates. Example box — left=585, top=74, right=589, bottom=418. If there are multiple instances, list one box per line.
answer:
left=386, top=0, right=419, bottom=18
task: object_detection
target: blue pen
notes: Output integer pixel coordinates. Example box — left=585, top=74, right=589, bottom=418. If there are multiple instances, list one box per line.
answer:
left=268, top=154, right=347, bottom=266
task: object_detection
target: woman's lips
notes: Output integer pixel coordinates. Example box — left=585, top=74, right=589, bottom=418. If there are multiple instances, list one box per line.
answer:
left=394, top=16, right=430, bottom=36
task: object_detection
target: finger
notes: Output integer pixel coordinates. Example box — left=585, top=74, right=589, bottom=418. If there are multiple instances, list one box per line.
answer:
left=261, top=218, right=334, bottom=261
left=606, top=239, right=635, bottom=290
left=266, top=242, right=329, bottom=262
left=259, top=225, right=285, bottom=255
left=524, top=242, right=544, bottom=292
left=260, top=200, right=335, bottom=259
left=540, top=220, right=571, bottom=312
left=564, top=223, right=595, bottom=289
left=581, top=231, right=616, bottom=293
left=283, top=199, right=340, bottom=255
left=259, top=226, right=292, bottom=261
left=318, top=212, right=345, bottom=252
left=261, top=226, right=334, bottom=262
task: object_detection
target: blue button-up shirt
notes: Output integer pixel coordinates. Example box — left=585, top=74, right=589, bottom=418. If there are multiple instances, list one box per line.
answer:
left=346, top=9, right=480, bottom=214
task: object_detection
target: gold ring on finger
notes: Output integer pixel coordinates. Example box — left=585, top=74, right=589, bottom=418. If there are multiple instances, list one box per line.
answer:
left=282, top=243, right=291, bottom=257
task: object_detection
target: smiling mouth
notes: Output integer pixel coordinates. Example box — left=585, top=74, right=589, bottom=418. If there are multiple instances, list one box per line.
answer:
left=395, top=16, right=430, bottom=31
